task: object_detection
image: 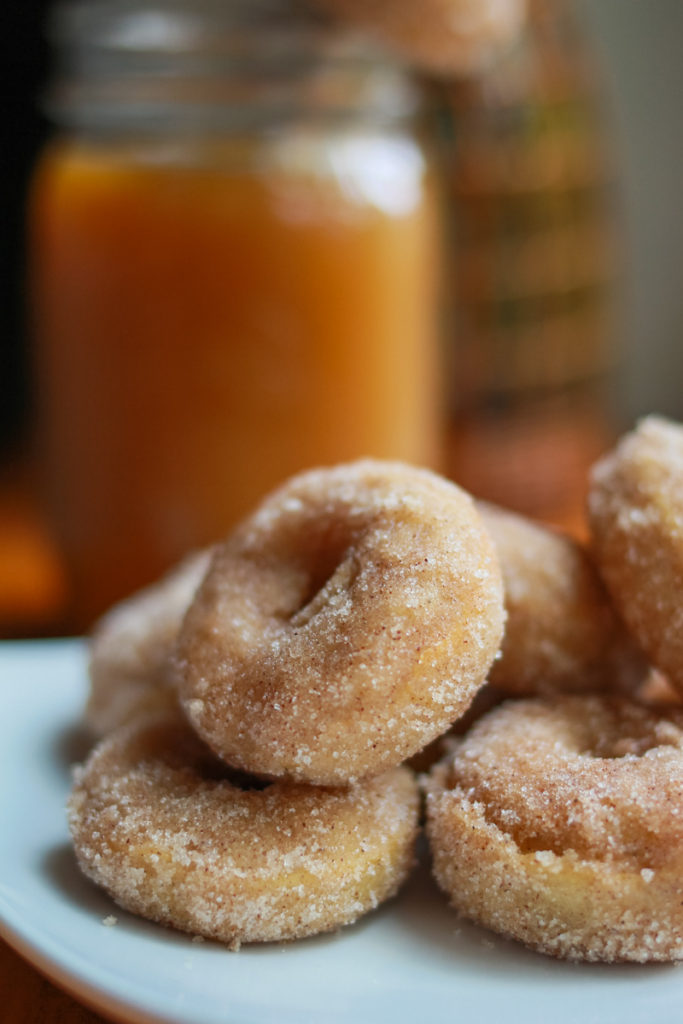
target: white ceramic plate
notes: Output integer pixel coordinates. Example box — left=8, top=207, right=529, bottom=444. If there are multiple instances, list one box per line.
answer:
left=1, top=639, right=681, bottom=1024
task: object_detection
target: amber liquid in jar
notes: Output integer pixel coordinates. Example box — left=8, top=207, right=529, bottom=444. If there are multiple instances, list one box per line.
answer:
left=30, top=2, right=441, bottom=628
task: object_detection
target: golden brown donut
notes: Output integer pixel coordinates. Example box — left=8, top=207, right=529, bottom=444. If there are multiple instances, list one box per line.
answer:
left=176, top=459, right=505, bottom=785
left=479, top=502, right=646, bottom=696
left=312, top=0, right=527, bottom=75
left=588, top=416, right=683, bottom=696
left=86, top=549, right=212, bottom=737
left=68, top=713, right=419, bottom=947
left=425, top=695, right=683, bottom=962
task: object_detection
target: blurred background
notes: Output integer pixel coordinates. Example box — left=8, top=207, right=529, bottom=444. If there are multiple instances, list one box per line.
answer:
left=580, top=1, right=683, bottom=421
left=1, top=0, right=682, bottom=637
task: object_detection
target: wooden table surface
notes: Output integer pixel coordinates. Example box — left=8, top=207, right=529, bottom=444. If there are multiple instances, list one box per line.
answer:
left=0, top=939, right=109, bottom=1024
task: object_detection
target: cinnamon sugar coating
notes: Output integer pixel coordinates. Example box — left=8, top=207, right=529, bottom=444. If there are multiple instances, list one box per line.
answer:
left=68, top=713, right=419, bottom=946
left=87, top=550, right=212, bottom=736
left=175, top=460, right=505, bottom=785
left=588, top=416, right=683, bottom=695
left=479, top=503, right=646, bottom=697
left=425, top=695, right=683, bottom=962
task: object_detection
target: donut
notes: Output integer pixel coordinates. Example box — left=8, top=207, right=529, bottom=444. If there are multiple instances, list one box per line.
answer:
left=425, top=695, right=683, bottom=962
left=175, top=459, right=505, bottom=785
left=68, top=713, right=419, bottom=947
left=478, top=502, right=646, bottom=697
left=87, top=549, right=211, bottom=737
left=311, top=0, right=527, bottom=75
left=588, top=416, right=683, bottom=696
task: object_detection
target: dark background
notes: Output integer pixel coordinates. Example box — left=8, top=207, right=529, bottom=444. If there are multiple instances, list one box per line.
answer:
left=1, top=0, right=50, bottom=458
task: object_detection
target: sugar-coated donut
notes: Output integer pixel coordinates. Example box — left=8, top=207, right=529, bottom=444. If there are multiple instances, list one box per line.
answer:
left=479, top=502, right=646, bottom=696
left=86, top=550, right=212, bottom=737
left=425, top=695, right=683, bottom=962
left=588, top=416, right=683, bottom=696
left=176, top=460, right=505, bottom=785
left=312, top=0, right=527, bottom=75
left=68, top=713, right=419, bottom=947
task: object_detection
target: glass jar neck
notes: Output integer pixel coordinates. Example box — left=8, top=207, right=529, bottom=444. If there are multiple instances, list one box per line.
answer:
left=45, top=0, right=421, bottom=135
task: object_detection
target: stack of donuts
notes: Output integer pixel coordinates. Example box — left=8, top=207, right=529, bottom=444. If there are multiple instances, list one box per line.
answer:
left=426, top=415, right=683, bottom=963
left=68, top=460, right=506, bottom=947
left=69, top=417, right=683, bottom=962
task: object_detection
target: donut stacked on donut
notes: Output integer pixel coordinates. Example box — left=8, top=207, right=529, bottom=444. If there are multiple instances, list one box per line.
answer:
left=70, top=458, right=506, bottom=947
left=408, top=499, right=648, bottom=773
left=75, top=420, right=683, bottom=963
left=175, top=460, right=506, bottom=785
left=587, top=416, right=683, bottom=697
left=425, top=416, right=683, bottom=963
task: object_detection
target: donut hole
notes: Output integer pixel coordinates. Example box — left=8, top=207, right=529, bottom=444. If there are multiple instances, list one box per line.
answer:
left=505, top=828, right=565, bottom=858
left=221, top=766, right=273, bottom=792
left=286, top=518, right=360, bottom=627
left=472, top=789, right=611, bottom=862
left=587, top=736, right=664, bottom=760
left=450, top=782, right=567, bottom=858
left=440, top=777, right=566, bottom=857
left=290, top=555, right=357, bottom=628
left=526, top=698, right=683, bottom=762
left=582, top=711, right=683, bottom=761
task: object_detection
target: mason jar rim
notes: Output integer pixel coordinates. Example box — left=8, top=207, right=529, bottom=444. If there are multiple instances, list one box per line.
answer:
left=44, top=0, right=421, bottom=134
left=49, top=0, right=333, bottom=54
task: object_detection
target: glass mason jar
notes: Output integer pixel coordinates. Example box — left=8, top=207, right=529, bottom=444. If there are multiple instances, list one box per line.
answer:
left=438, top=0, right=618, bottom=534
left=29, top=0, right=441, bottom=629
